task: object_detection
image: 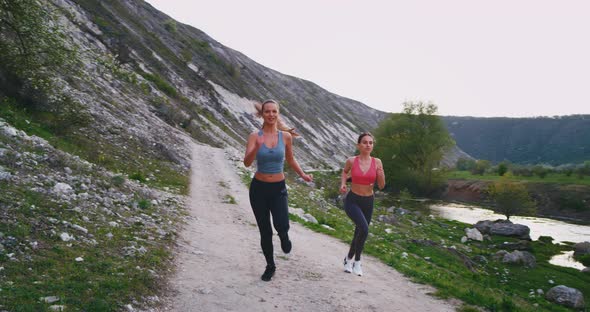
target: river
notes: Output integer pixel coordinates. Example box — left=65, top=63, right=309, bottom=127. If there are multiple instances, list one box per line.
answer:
left=430, top=202, right=590, bottom=270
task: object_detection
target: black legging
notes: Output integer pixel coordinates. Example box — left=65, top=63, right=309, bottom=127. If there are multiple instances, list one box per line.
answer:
left=249, top=178, right=289, bottom=267
left=344, top=191, right=374, bottom=261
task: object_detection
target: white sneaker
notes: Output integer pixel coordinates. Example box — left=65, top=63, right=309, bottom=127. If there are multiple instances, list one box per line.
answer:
left=353, top=261, right=363, bottom=276
left=343, top=257, right=353, bottom=273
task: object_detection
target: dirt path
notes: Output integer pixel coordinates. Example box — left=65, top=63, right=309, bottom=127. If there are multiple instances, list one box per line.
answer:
left=161, top=143, right=459, bottom=311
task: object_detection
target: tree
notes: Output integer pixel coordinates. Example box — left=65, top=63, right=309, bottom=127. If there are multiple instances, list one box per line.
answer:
left=456, top=158, right=476, bottom=171
left=0, top=0, right=77, bottom=96
left=471, top=159, right=491, bottom=175
left=373, top=101, right=455, bottom=195
left=487, top=175, right=536, bottom=220
left=497, top=161, right=510, bottom=176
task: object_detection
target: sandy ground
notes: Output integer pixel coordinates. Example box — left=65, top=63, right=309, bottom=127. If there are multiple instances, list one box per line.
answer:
left=160, top=143, right=459, bottom=312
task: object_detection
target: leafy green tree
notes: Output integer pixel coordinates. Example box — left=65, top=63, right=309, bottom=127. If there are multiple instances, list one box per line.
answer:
left=471, top=159, right=491, bottom=175
left=0, top=0, right=77, bottom=96
left=497, top=161, right=509, bottom=176
left=373, top=101, right=455, bottom=195
left=487, top=174, right=536, bottom=220
left=456, top=158, right=476, bottom=171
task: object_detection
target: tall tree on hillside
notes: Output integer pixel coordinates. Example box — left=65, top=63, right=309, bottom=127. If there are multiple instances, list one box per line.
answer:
left=487, top=174, right=536, bottom=220
left=373, top=101, right=455, bottom=195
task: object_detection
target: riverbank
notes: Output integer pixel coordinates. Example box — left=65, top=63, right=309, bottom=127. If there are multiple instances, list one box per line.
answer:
left=443, top=179, right=590, bottom=224
left=284, top=170, right=590, bottom=311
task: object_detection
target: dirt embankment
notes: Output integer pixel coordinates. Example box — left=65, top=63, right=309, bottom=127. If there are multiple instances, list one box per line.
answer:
left=442, top=179, right=590, bottom=223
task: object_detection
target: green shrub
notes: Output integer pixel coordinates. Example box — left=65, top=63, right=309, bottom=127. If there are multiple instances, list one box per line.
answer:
left=163, top=19, right=177, bottom=33
left=141, top=72, right=177, bottom=97
left=138, top=198, right=151, bottom=210
left=129, top=172, right=146, bottom=183
left=111, top=175, right=126, bottom=187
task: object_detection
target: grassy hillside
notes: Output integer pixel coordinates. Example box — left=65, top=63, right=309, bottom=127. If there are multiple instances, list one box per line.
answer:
left=278, top=170, right=590, bottom=312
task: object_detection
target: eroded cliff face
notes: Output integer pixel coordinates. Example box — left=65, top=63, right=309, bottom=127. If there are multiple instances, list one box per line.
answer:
left=443, top=179, right=590, bottom=223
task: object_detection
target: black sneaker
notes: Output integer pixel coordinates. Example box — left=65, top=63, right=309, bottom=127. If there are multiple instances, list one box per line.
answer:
left=261, top=265, right=275, bottom=281
left=280, top=237, right=292, bottom=254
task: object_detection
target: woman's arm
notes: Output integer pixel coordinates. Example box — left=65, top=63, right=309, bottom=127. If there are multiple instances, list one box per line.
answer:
left=376, top=158, right=386, bottom=190
left=284, top=132, right=313, bottom=181
left=340, top=158, right=352, bottom=194
left=243, top=132, right=263, bottom=167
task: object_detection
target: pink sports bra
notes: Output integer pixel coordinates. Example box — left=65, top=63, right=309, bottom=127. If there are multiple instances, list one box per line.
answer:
left=351, top=157, right=376, bottom=185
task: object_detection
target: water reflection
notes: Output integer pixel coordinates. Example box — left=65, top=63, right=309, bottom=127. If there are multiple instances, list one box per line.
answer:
left=430, top=203, right=590, bottom=271
left=549, top=251, right=587, bottom=270
left=430, top=203, right=590, bottom=243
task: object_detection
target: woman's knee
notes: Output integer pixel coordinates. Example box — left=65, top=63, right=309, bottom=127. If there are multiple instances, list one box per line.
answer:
left=357, top=223, right=369, bottom=237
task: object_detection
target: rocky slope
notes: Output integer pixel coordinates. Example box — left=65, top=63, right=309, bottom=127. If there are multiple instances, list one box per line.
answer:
left=57, top=0, right=387, bottom=170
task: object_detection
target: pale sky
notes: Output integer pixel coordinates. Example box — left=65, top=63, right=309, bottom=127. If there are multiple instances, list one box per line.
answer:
left=145, top=0, right=590, bottom=117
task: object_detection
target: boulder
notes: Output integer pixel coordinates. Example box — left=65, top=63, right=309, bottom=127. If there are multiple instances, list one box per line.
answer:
left=546, top=285, right=585, bottom=309
left=573, top=241, right=590, bottom=257
left=465, top=228, right=483, bottom=241
left=499, top=240, right=531, bottom=251
left=475, top=220, right=531, bottom=240
left=493, top=250, right=509, bottom=261
left=377, top=214, right=398, bottom=225
left=502, top=250, right=536, bottom=268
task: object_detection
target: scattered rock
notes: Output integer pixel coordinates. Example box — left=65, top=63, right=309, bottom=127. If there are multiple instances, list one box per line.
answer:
left=573, top=241, right=590, bottom=257
left=546, top=285, right=585, bottom=309
left=465, top=228, right=483, bottom=241
left=60, top=233, right=73, bottom=242
left=302, top=213, right=318, bottom=224
left=53, top=183, right=73, bottom=195
left=493, top=250, right=509, bottom=261
left=502, top=250, right=536, bottom=268
left=377, top=214, right=397, bottom=225
left=40, top=296, right=60, bottom=304
left=71, top=224, right=88, bottom=234
left=500, top=240, right=531, bottom=251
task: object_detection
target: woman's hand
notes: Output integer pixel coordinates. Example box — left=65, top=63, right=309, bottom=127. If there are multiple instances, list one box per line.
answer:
left=376, top=166, right=384, bottom=178
left=301, top=173, right=313, bottom=182
left=339, top=184, right=347, bottom=194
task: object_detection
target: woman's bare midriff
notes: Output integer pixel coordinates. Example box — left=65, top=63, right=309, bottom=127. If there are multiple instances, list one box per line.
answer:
left=254, top=172, right=285, bottom=182
left=351, top=183, right=374, bottom=196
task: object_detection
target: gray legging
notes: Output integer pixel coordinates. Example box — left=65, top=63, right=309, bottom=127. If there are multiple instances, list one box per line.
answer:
left=344, top=192, right=374, bottom=261
left=249, top=178, right=289, bottom=267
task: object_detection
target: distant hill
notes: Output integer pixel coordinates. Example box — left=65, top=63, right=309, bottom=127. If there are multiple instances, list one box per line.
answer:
left=443, top=115, right=590, bottom=165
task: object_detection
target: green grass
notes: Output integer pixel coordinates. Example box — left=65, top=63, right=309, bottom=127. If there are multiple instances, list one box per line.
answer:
left=448, top=170, right=590, bottom=186
left=282, top=171, right=590, bottom=312
left=1, top=100, right=189, bottom=310
left=0, top=179, right=181, bottom=311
